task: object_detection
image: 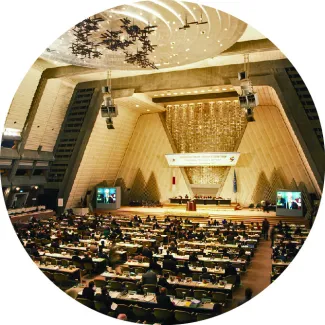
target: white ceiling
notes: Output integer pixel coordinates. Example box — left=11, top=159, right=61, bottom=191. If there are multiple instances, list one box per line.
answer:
left=40, top=0, right=247, bottom=70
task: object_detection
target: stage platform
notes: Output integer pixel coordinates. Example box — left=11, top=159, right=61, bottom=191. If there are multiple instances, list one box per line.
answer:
left=104, top=205, right=308, bottom=226
left=114, top=205, right=276, bottom=218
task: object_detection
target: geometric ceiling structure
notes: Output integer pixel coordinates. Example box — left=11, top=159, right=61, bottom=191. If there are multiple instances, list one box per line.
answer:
left=40, top=0, right=247, bottom=70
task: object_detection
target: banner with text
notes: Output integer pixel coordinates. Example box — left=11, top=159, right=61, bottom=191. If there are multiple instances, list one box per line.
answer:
left=165, top=152, right=240, bottom=167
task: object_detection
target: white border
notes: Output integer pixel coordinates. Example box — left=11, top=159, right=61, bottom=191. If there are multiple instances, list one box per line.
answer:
left=0, top=1, right=324, bottom=325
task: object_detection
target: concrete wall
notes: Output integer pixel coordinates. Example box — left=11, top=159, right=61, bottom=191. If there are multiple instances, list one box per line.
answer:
left=116, top=113, right=190, bottom=204
left=220, top=86, right=315, bottom=205
left=66, top=101, right=140, bottom=208
left=24, top=79, right=75, bottom=152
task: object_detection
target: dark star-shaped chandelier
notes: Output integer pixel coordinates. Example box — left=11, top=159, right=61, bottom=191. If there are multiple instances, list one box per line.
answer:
left=70, top=16, right=158, bottom=69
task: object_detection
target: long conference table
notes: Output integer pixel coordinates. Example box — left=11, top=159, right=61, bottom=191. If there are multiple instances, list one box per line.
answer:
left=77, top=287, right=216, bottom=312
left=169, top=198, right=231, bottom=205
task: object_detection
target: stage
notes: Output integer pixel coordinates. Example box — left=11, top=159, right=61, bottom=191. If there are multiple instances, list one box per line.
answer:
left=111, top=204, right=276, bottom=218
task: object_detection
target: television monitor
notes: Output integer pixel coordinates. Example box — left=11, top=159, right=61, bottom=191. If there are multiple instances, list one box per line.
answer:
left=276, top=190, right=303, bottom=217
left=97, top=188, right=116, bottom=204
left=95, top=187, right=121, bottom=210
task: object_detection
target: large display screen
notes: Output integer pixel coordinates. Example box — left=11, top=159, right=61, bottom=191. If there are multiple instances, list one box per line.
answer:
left=97, top=188, right=116, bottom=204
left=276, top=190, right=303, bottom=217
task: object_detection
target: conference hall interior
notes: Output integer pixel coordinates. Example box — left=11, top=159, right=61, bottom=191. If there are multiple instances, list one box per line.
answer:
left=1, top=1, right=324, bottom=323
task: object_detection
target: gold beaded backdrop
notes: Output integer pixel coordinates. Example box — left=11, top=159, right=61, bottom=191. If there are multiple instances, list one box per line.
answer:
left=166, top=100, right=247, bottom=185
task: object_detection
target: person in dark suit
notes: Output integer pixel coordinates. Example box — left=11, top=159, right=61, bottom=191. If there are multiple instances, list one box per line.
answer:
left=82, top=253, right=93, bottom=265
left=156, top=287, right=174, bottom=310
left=168, top=241, right=178, bottom=253
left=149, top=257, right=162, bottom=273
left=178, top=262, right=191, bottom=276
left=237, top=244, right=246, bottom=258
left=200, top=267, right=214, bottom=282
left=82, top=281, right=95, bottom=300
left=158, top=273, right=172, bottom=290
left=189, top=252, right=198, bottom=263
left=142, top=246, right=153, bottom=259
left=162, top=257, right=177, bottom=273
left=94, top=286, right=112, bottom=311
left=142, top=269, right=158, bottom=285
left=225, top=262, right=237, bottom=276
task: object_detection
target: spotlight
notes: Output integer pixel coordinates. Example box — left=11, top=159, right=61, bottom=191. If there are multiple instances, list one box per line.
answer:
left=106, top=117, right=114, bottom=129
left=16, top=187, right=20, bottom=191
left=245, top=107, right=255, bottom=122
left=238, top=71, right=247, bottom=81
left=247, top=93, right=259, bottom=107
left=239, top=96, right=248, bottom=108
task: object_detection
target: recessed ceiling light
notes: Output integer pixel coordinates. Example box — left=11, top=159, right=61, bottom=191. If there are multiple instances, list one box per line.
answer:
left=193, top=7, right=196, bottom=10
left=177, top=62, right=180, bottom=64
left=175, top=28, right=178, bottom=32
left=201, top=90, right=205, bottom=92
left=204, top=49, right=206, bottom=52
left=161, top=94, right=165, bottom=97
left=171, top=46, right=174, bottom=49
left=217, top=40, right=220, bottom=43
left=220, top=44, right=223, bottom=47
left=222, top=88, right=227, bottom=91
left=167, top=92, right=171, bottom=95
left=122, top=7, right=126, bottom=10
left=186, top=48, right=190, bottom=51
left=206, top=36, right=210, bottom=39
left=187, top=91, right=192, bottom=94
left=172, top=21, right=176, bottom=24
left=215, top=89, right=220, bottom=91
left=147, top=109, right=150, bottom=111
left=109, top=15, right=113, bottom=18
left=230, top=87, right=234, bottom=90
left=185, top=57, right=188, bottom=60
left=180, top=92, right=184, bottom=94
left=136, top=105, right=140, bottom=107
left=194, top=90, right=198, bottom=93
left=208, top=89, right=212, bottom=92
left=154, top=56, right=156, bottom=58
left=154, top=94, right=158, bottom=97
left=187, top=39, right=190, bottom=41
left=224, top=28, right=228, bottom=31
left=154, top=21, right=156, bottom=24
left=173, top=92, right=178, bottom=95
left=140, top=12, right=143, bottom=15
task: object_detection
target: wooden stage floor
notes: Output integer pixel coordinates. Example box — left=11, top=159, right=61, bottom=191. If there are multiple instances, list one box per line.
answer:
left=112, top=205, right=276, bottom=218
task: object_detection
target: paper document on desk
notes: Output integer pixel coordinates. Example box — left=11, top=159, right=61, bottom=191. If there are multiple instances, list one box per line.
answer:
left=109, top=292, right=120, bottom=298
left=144, top=295, right=155, bottom=302
left=191, top=299, right=200, bottom=304
left=111, top=302, right=118, bottom=310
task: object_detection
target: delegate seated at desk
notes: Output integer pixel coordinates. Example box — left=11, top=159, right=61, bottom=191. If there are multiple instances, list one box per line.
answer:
left=156, top=287, right=174, bottom=309
left=142, top=269, right=158, bottom=285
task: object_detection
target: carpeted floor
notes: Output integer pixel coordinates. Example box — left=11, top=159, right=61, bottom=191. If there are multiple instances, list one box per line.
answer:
left=227, top=237, right=272, bottom=311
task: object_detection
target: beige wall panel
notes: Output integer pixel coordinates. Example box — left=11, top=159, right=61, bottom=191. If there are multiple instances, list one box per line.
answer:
left=117, top=113, right=190, bottom=204
left=220, top=86, right=315, bottom=205
left=66, top=105, right=140, bottom=208
left=24, top=79, right=74, bottom=152
left=5, top=66, right=42, bottom=130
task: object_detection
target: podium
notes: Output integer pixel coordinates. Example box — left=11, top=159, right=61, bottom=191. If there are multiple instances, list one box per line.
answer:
left=186, top=200, right=197, bottom=212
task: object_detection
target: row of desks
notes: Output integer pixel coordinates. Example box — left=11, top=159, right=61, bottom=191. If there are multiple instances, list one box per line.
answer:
left=78, top=287, right=217, bottom=311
